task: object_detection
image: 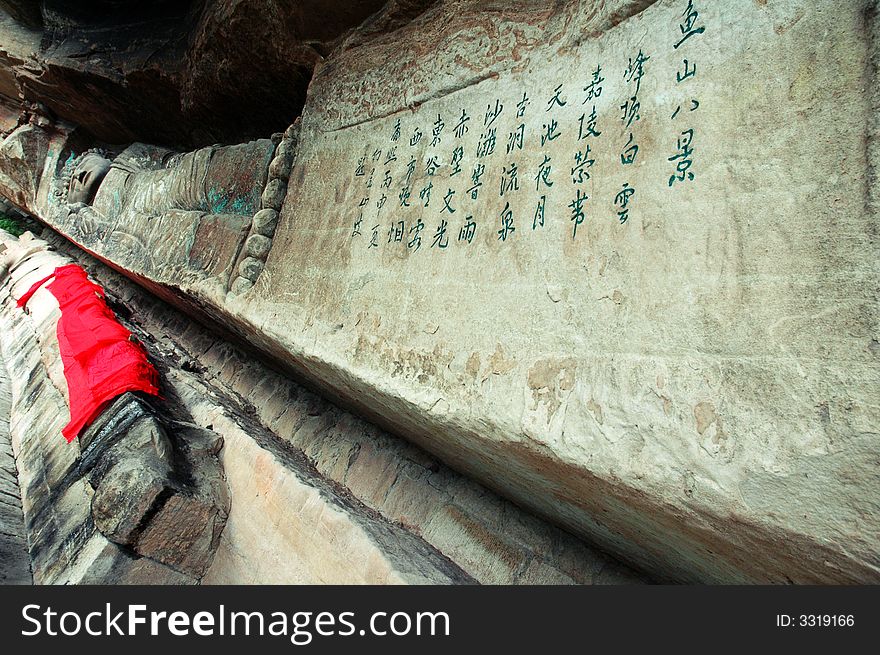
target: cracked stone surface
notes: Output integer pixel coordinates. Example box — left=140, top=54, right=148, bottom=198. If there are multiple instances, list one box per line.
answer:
left=0, top=0, right=877, bottom=584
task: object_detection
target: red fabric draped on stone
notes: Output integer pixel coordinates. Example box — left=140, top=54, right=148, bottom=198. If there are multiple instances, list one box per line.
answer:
left=17, top=264, right=160, bottom=442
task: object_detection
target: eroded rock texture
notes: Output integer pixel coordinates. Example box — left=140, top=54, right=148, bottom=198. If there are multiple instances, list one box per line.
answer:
left=0, top=316, right=30, bottom=584
left=0, top=237, right=202, bottom=583
left=275, top=0, right=880, bottom=583
left=0, top=0, right=878, bottom=584
left=1, top=228, right=637, bottom=584
left=0, top=0, right=390, bottom=149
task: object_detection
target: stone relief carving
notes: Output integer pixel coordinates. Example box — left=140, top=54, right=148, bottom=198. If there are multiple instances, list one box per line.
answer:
left=47, top=124, right=298, bottom=295
left=65, top=150, right=111, bottom=205
left=231, top=120, right=298, bottom=295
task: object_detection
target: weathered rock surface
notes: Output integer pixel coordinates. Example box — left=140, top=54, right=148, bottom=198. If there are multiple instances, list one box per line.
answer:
left=261, top=0, right=880, bottom=583
left=0, top=123, right=49, bottom=209
left=1, top=0, right=877, bottom=584
left=0, top=1, right=390, bottom=149
left=84, top=397, right=176, bottom=545
left=75, top=392, right=230, bottom=578
left=0, top=237, right=201, bottom=583
left=0, top=310, right=31, bottom=584
left=6, top=228, right=628, bottom=584
left=54, top=229, right=643, bottom=584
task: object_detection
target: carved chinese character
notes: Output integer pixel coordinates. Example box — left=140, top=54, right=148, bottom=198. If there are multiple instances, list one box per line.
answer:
left=583, top=65, right=604, bottom=103
left=408, top=218, right=424, bottom=250
left=620, top=95, right=641, bottom=128
left=547, top=84, right=567, bottom=110
left=535, top=155, right=553, bottom=190
left=667, top=128, right=696, bottom=186
left=624, top=50, right=651, bottom=95
left=541, top=119, right=561, bottom=146
left=614, top=182, right=635, bottom=224
left=677, top=58, right=697, bottom=83
left=425, top=156, right=441, bottom=176
left=404, top=157, right=417, bottom=186
left=507, top=124, right=525, bottom=154
left=432, top=220, right=449, bottom=248
left=468, top=163, right=485, bottom=199
left=420, top=180, right=433, bottom=207
left=533, top=195, right=546, bottom=230
left=498, top=201, right=515, bottom=241
left=431, top=114, right=445, bottom=147
left=441, top=188, right=456, bottom=213
left=451, top=146, right=464, bottom=176
left=674, top=0, right=705, bottom=49
left=516, top=92, right=530, bottom=118
left=578, top=107, right=601, bottom=139
left=500, top=163, right=519, bottom=196
left=571, top=146, right=594, bottom=184
left=459, top=215, right=477, bottom=243
left=477, top=128, right=497, bottom=158
left=454, top=109, right=471, bottom=138
left=621, top=133, right=639, bottom=165
left=569, top=188, right=588, bottom=239
left=388, top=220, right=405, bottom=243
left=485, top=99, right=503, bottom=127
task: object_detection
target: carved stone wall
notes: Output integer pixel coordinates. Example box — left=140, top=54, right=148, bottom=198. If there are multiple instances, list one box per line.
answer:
left=0, top=0, right=877, bottom=584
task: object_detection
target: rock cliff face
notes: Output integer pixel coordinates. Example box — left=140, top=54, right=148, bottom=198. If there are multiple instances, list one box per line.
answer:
left=0, top=0, right=878, bottom=584
left=0, top=0, right=390, bottom=149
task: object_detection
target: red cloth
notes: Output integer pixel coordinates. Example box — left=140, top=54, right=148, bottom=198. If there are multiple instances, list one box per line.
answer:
left=17, top=264, right=160, bottom=442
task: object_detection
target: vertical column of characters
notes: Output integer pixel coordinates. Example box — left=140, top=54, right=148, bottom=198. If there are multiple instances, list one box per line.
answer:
left=450, top=109, right=476, bottom=246
left=614, top=48, right=650, bottom=226
left=667, top=0, right=705, bottom=189
left=371, top=130, right=400, bottom=248
left=566, top=67, right=603, bottom=238
left=429, top=112, right=454, bottom=250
